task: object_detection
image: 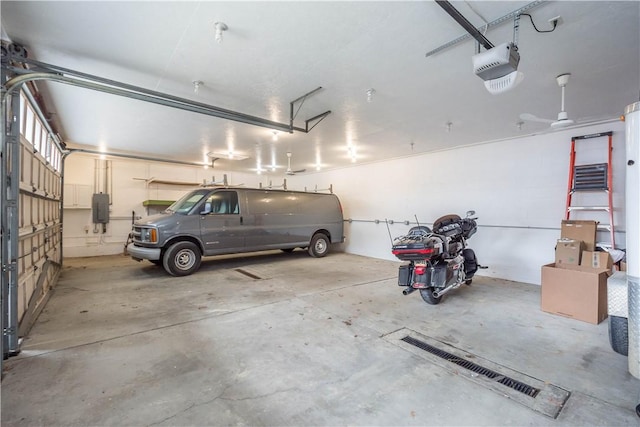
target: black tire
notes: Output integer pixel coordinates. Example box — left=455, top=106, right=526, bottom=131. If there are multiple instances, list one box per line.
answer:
left=281, top=248, right=295, bottom=253
left=420, top=288, right=442, bottom=305
left=308, top=233, right=330, bottom=258
left=465, top=279, right=472, bottom=285
left=162, top=241, right=201, bottom=276
left=609, top=315, right=629, bottom=356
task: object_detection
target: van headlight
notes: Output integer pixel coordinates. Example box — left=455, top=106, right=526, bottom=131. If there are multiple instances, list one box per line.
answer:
left=140, top=228, right=158, bottom=243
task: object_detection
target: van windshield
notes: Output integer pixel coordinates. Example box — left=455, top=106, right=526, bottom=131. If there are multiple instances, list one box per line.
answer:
left=166, top=189, right=209, bottom=214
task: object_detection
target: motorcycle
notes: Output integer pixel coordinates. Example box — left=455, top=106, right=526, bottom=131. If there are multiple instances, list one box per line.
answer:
left=391, top=211, right=483, bottom=305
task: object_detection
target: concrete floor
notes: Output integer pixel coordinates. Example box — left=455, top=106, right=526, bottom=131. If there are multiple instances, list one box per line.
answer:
left=2, top=251, right=639, bottom=426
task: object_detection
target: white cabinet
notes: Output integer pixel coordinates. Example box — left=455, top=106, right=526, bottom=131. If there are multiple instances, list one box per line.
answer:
left=63, top=184, right=92, bottom=209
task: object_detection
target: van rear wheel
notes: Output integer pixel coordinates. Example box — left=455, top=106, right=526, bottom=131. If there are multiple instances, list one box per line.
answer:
left=163, top=241, right=201, bottom=276
left=308, top=233, right=329, bottom=258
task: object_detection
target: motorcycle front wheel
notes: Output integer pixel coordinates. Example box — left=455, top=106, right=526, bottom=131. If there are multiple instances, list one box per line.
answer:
left=420, top=288, right=442, bottom=305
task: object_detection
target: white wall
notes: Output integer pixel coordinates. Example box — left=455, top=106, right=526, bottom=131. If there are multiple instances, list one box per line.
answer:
left=62, top=155, right=265, bottom=257
left=291, top=121, right=626, bottom=285
left=63, top=120, right=626, bottom=285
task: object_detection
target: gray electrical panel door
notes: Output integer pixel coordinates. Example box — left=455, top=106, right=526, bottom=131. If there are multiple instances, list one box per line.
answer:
left=92, top=193, right=110, bottom=224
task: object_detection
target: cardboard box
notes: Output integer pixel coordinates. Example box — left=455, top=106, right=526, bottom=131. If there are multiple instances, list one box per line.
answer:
left=561, top=220, right=598, bottom=251
left=541, top=263, right=608, bottom=324
left=555, top=239, right=583, bottom=267
left=620, top=261, right=627, bottom=272
left=580, top=251, right=613, bottom=271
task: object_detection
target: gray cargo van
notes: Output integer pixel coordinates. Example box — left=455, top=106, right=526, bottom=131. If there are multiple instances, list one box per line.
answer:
left=126, top=186, right=344, bottom=276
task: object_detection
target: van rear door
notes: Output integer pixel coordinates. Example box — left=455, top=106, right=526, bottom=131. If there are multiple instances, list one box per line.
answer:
left=199, top=190, right=244, bottom=254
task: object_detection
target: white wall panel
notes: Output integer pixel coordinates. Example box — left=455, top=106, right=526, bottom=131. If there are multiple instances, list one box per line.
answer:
left=292, top=121, right=626, bottom=285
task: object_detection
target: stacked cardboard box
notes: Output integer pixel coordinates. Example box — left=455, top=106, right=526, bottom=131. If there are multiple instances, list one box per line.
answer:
left=541, top=220, right=612, bottom=324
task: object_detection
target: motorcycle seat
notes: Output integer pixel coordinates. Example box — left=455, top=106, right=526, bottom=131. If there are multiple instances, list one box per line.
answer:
left=433, top=214, right=462, bottom=232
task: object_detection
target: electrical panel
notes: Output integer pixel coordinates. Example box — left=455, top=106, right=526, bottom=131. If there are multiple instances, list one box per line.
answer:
left=92, top=193, right=110, bottom=224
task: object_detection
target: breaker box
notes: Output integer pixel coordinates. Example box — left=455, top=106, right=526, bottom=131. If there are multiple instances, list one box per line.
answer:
left=92, top=193, right=110, bottom=224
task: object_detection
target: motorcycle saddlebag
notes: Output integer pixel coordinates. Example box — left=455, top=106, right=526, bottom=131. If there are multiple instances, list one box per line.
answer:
left=412, top=264, right=446, bottom=288
left=398, top=264, right=411, bottom=286
left=428, top=264, right=447, bottom=288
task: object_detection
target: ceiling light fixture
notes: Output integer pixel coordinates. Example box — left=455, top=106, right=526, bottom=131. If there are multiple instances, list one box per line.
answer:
left=366, top=88, right=376, bottom=103
left=193, top=80, right=203, bottom=94
left=214, top=22, right=228, bottom=43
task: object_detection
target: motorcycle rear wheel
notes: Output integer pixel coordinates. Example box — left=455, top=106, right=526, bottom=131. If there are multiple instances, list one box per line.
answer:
left=420, top=288, right=442, bottom=305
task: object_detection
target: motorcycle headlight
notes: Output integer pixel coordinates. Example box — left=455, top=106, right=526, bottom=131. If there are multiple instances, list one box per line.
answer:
left=140, top=228, right=158, bottom=243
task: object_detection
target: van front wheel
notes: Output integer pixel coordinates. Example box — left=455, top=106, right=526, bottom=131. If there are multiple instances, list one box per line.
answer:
left=163, top=241, right=201, bottom=276
left=308, top=233, right=330, bottom=258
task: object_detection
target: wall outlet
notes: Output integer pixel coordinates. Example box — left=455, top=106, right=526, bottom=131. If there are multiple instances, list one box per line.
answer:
left=548, top=15, right=563, bottom=26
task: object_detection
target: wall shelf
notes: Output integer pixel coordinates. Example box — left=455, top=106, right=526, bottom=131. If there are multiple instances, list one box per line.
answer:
left=142, top=199, right=175, bottom=207
left=134, top=177, right=200, bottom=186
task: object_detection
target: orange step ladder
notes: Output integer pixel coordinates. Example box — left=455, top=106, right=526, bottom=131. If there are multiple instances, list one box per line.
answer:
left=565, top=131, right=615, bottom=249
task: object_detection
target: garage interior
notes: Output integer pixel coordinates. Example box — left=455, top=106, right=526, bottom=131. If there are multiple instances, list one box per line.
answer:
left=1, top=1, right=640, bottom=425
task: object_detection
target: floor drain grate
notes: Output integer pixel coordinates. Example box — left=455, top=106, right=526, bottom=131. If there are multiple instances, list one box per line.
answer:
left=234, top=268, right=262, bottom=280
left=384, top=328, right=570, bottom=419
left=401, top=335, right=540, bottom=398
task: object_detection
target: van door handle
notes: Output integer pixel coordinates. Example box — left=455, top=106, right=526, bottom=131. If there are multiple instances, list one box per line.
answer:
left=240, top=216, right=243, bottom=224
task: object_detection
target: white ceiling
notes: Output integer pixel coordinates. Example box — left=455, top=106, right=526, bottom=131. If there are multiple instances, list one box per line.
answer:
left=2, top=1, right=639, bottom=175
